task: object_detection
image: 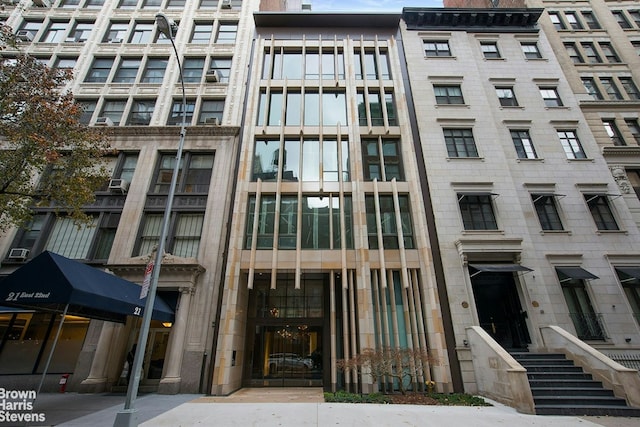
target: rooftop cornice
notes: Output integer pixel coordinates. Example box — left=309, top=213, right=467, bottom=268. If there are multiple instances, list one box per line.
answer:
left=402, top=7, right=544, bottom=32
left=254, top=12, right=401, bottom=28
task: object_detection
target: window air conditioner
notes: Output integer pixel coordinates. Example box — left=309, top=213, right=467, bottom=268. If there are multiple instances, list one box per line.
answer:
left=221, top=0, right=232, bottom=9
left=108, top=178, right=129, bottom=193
left=32, top=0, right=51, bottom=7
left=109, top=38, right=123, bottom=43
left=205, top=117, right=220, bottom=125
left=95, top=117, right=114, bottom=126
left=205, top=69, right=220, bottom=83
left=16, top=30, right=35, bottom=42
left=8, top=248, right=30, bottom=260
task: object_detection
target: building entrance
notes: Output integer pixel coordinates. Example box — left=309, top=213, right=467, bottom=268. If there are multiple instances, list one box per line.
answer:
left=244, top=273, right=326, bottom=387
left=471, top=272, right=530, bottom=350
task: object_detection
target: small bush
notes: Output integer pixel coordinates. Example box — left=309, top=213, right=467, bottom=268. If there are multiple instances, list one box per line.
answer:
left=428, top=393, right=490, bottom=406
left=324, top=391, right=490, bottom=406
left=324, top=391, right=391, bottom=404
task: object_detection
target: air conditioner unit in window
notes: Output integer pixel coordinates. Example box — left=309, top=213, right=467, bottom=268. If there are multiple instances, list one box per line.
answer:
left=221, top=0, right=232, bottom=9
left=95, top=117, right=114, bottom=126
left=205, top=117, right=220, bottom=125
left=32, top=0, right=51, bottom=7
left=108, top=178, right=129, bottom=193
left=16, top=30, right=35, bottom=42
left=8, top=248, right=30, bottom=260
left=205, top=69, right=220, bottom=83
left=109, top=38, right=123, bottom=43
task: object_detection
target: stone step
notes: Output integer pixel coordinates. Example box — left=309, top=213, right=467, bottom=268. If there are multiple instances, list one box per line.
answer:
left=527, top=371, right=593, bottom=380
left=535, top=405, right=640, bottom=417
left=533, top=395, right=628, bottom=407
left=530, top=387, right=615, bottom=397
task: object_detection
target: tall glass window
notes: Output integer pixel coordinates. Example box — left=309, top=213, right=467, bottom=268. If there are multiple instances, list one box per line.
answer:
left=362, top=138, right=403, bottom=181
left=246, top=195, right=276, bottom=249
left=365, top=195, right=414, bottom=249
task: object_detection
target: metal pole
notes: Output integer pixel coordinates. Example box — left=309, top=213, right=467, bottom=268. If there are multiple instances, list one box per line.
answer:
left=37, top=303, right=69, bottom=395
left=114, top=13, right=186, bottom=427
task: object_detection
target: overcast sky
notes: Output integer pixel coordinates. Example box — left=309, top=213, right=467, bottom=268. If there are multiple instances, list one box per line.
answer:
left=311, top=0, right=444, bottom=12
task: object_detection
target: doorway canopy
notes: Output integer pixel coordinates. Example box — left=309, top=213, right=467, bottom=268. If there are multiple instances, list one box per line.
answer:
left=0, top=251, right=174, bottom=323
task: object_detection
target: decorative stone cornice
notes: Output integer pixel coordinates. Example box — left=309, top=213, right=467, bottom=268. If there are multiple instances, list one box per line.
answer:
left=100, top=126, right=240, bottom=137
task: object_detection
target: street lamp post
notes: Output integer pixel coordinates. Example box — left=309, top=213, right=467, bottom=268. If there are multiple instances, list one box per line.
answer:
left=114, top=13, right=187, bottom=427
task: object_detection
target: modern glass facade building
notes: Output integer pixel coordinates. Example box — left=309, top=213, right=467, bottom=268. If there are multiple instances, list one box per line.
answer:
left=0, top=0, right=639, bottom=408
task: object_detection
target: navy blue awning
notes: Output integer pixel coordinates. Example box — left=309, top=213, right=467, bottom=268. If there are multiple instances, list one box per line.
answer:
left=0, top=251, right=173, bottom=323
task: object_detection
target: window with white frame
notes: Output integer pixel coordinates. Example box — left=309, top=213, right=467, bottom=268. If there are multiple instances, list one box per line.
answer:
left=99, top=99, right=127, bottom=125
left=564, top=12, right=583, bottom=30
left=127, top=99, right=156, bottom=125
left=182, top=58, right=205, bottom=83
left=423, top=40, right=451, bottom=57
left=191, top=22, right=213, bottom=44
left=77, top=99, right=97, bottom=124
left=151, top=152, right=214, bottom=194
left=557, top=129, right=586, bottom=159
left=540, top=87, right=563, bottom=107
left=548, top=12, right=565, bottom=30
left=137, top=213, right=204, bottom=258
left=209, top=57, right=232, bottom=83
left=54, top=56, right=77, bottom=70
left=600, top=77, right=623, bottom=100
left=581, top=42, right=601, bottom=63
left=198, top=99, right=224, bottom=124
left=167, top=99, right=196, bottom=125
left=521, top=42, right=542, bottom=59
left=68, top=21, right=93, bottom=42
left=625, top=119, right=640, bottom=145
left=130, top=22, right=154, bottom=44
left=599, top=42, right=620, bottom=63
left=510, top=130, right=537, bottom=159
left=602, top=119, right=625, bottom=146
left=481, top=42, right=501, bottom=59
left=620, top=77, right=640, bottom=100
left=113, top=57, right=141, bottom=83
left=444, top=128, right=478, bottom=158
left=434, top=85, right=464, bottom=105
left=581, top=11, right=601, bottom=29
left=582, top=77, right=603, bottom=100
left=496, top=87, right=518, bottom=107
left=613, top=10, right=632, bottom=28
left=141, top=57, right=167, bottom=83
left=215, top=22, right=237, bottom=44
left=42, top=21, right=69, bottom=43
left=564, top=43, right=584, bottom=63
left=84, top=57, right=114, bottom=82
left=103, top=22, right=128, bottom=43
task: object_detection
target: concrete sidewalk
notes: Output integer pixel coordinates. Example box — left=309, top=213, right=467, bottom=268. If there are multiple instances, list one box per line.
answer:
left=24, top=389, right=640, bottom=427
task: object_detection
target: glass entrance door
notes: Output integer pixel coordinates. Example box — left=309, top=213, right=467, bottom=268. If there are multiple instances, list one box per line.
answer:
left=245, top=273, right=326, bottom=387
left=251, top=323, right=322, bottom=386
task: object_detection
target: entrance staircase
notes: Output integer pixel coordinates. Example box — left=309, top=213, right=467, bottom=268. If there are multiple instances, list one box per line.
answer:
left=511, top=351, right=640, bottom=417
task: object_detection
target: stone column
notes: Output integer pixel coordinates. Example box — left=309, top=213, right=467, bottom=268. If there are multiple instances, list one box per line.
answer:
left=79, top=322, right=119, bottom=393
left=158, top=286, right=193, bottom=394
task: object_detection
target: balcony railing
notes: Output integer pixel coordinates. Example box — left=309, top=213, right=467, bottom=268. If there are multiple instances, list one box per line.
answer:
left=569, top=312, right=607, bottom=341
